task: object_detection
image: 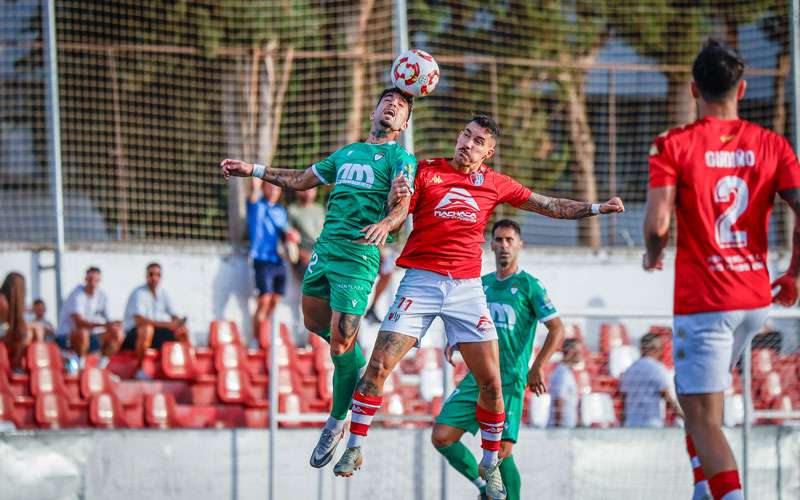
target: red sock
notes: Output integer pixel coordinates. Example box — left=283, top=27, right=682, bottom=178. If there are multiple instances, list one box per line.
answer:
left=708, top=470, right=742, bottom=500
left=476, top=405, right=504, bottom=464
left=685, top=435, right=706, bottom=484
left=347, top=391, right=382, bottom=448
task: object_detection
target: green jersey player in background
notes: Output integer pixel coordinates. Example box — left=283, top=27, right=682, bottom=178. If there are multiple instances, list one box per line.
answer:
left=220, top=88, right=417, bottom=468
left=432, top=219, right=565, bottom=500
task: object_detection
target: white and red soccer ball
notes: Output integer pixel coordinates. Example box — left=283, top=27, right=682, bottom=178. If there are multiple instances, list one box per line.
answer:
left=391, top=49, right=440, bottom=97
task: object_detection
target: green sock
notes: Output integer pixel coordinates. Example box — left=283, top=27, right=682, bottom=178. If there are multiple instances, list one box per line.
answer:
left=499, top=454, right=521, bottom=500
left=330, top=344, right=367, bottom=420
left=436, top=441, right=481, bottom=485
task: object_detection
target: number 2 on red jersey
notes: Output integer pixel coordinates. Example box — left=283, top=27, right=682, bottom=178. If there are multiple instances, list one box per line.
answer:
left=714, top=175, right=748, bottom=249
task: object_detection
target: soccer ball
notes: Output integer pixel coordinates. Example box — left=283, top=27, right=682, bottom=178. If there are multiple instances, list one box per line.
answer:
left=391, top=49, right=440, bottom=97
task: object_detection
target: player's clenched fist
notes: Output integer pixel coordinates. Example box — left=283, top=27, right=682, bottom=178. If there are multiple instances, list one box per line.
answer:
left=600, top=196, right=625, bottom=214
left=220, top=159, right=254, bottom=179
left=388, top=173, right=412, bottom=207
left=771, top=272, right=799, bottom=306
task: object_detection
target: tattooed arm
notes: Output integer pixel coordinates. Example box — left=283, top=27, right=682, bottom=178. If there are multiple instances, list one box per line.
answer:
left=220, top=159, right=321, bottom=191
left=773, top=188, right=800, bottom=306
left=360, top=192, right=411, bottom=246
left=518, top=192, right=625, bottom=219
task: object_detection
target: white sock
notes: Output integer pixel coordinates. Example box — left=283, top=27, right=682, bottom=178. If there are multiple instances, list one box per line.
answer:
left=721, top=490, right=744, bottom=500
left=347, top=434, right=364, bottom=448
left=324, top=416, right=345, bottom=433
left=693, top=480, right=711, bottom=500
left=480, top=449, right=499, bottom=467
left=472, top=477, right=487, bottom=490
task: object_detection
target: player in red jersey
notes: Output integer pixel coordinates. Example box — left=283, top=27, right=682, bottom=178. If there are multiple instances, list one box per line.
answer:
left=644, top=40, right=800, bottom=500
left=332, top=114, right=624, bottom=499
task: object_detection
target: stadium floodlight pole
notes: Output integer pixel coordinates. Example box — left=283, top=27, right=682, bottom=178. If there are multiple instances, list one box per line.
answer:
left=44, top=0, right=66, bottom=316
left=394, top=0, right=414, bottom=155
left=268, top=312, right=279, bottom=500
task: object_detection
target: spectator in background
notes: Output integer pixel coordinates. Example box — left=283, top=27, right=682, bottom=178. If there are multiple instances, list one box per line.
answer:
left=248, top=178, right=299, bottom=338
left=287, top=185, right=325, bottom=281
left=548, top=338, right=581, bottom=428
left=122, top=262, right=188, bottom=379
left=0, top=272, right=30, bottom=371
left=56, top=267, right=123, bottom=371
left=28, top=299, right=55, bottom=342
left=620, top=333, right=684, bottom=427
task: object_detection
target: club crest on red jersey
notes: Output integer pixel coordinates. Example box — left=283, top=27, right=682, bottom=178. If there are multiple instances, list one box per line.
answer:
left=470, top=171, right=484, bottom=186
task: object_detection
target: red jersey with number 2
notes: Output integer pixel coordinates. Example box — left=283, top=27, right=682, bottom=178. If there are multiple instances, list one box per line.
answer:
left=396, top=158, right=532, bottom=279
left=649, top=116, right=800, bottom=315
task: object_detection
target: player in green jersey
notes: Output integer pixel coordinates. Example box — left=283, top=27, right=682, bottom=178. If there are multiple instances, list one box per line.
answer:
left=220, top=88, right=418, bottom=468
left=432, top=219, right=565, bottom=500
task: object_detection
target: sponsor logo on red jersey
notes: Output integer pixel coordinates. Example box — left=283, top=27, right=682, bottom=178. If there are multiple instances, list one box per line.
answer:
left=433, top=187, right=479, bottom=222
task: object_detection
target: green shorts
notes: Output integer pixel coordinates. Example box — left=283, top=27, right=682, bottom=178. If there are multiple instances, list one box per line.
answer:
left=301, top=238, right=381, bottom=315
left=435, top=375, right=524, bottom=443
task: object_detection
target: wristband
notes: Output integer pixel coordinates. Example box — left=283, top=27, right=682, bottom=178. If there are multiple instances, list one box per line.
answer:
left=591, top=203, right=601, bottom=215
left=252, top=163, right=266, bottom=178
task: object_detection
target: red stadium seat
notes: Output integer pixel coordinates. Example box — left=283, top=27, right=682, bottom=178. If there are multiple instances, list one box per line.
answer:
left=26, top=341, right=63, bottom=372
left=0, top=342, right=9, bottom=375
left=599, top=323, right=630, bottom=354
left=1, top=389, right=21, bottom=428
left=161, top=342, right=196, bottom=380
left=215, top=343, right=247, bottom=371
left=217, top=368, right=266, bottom=405
left=80, top=367, right=115, bottom=399
left=209, top=320, right=243, bottom=348
left=35, top=392, right=71, bottom=429
left=30, top=367, right=70, bottom=397
left=89, top=392, right=127, bottom=428
left=144, top=392, right=179, bottom=429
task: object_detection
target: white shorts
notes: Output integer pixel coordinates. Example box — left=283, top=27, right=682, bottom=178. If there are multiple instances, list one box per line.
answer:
left=673, top=307, right=769, bottom=394
left=380, top=269, right=498, bottom=347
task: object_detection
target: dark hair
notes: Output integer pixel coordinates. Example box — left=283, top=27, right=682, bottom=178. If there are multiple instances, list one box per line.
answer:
left=378, top=87, right=414, bottom=118
left=470, top=114, right=501, bottom=139
left=86, top=266, right=101, bottom=274
left=562, top=338, right=579, bottom=353
left=640, top=332, right=662, bottom=352
left=492, top=219, right=521, bottom=238
left=1, top=272, right=26, bottom=340
left=692, top=39, right=745, bottom=102
left=146, top=262, right=161, bottom=271
left=33, top=298, right=45, bottom=306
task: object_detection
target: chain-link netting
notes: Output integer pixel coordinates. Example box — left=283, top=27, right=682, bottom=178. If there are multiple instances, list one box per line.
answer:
left=0, top=0, right=794, bottom=246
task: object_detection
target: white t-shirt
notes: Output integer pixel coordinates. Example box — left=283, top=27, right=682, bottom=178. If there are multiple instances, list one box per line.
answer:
left=56, top=285, right=110, bottom=337
left=548, top=363, right=578, bottom=428
left=123, top=285, right=177, bottom=332
left=620, top=356, right=672, bottom=427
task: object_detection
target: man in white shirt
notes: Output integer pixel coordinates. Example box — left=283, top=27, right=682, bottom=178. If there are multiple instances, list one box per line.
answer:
left=121, top=262, right=188, bottom=379
left=548, top=338, right=581, bottom=428
left=56, top=267, right=123, bottom=370
left=620, top=333, right=684, bottom=427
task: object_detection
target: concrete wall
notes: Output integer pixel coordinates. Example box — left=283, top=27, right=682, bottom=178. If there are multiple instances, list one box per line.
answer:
left=0, top=427, right=797, bottom=500
left=0, top=243, right=796, bottom=349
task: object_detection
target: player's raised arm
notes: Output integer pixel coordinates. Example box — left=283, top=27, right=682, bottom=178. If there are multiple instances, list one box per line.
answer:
left=518, top=192, right=625, bottom=219
left=642, top=185, right=676, bottom=271
left=527, top=316, right=565, bottom=396
left=360, top=174, right=412, bottom=246
left=219, top=159, right=321, bottom=191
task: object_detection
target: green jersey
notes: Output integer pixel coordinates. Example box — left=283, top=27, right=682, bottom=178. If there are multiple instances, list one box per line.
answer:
left=311, top=141, right=417, bottom=242
left=482, top=270, right=559, bottom=387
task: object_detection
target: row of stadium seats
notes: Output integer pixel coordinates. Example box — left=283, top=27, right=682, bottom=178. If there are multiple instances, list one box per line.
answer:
left=2, top=321, right=798, bottom=429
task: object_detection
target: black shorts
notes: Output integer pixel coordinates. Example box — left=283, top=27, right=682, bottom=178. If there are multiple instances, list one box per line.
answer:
left=121, top=327, right=176, bottom=351
left=254, top=260, right=286, bottom=296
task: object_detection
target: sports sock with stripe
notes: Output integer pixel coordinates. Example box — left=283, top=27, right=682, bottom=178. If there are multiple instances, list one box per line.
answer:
left=347, top=391, right=382, bottom=448
left=435, top=441, right=481, bottom=485
left=685, top=435, right=711, bottom=500
left=708, top=470, right=743, bottom=500
left=475, top=405, right=505, bottom=467
left=499, top=454, right=521, bottom=500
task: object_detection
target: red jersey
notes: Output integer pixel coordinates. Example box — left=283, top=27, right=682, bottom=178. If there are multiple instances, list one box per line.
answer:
left=396, top=158, right=532, bottom=278
left=649, top=116, right=800, bottom=315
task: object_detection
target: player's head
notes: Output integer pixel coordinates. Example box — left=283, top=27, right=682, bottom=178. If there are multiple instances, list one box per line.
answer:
left=371, top=88, right=413, bottom=133
left=261, top=180, right=283, bottom=204
left=691, top=39, right=746, bottom=103
left=84, top=266, right=102, bottom=291
left=639, top=332, right=662, bottom=358
left=454, top=114, right=500, bottom=168
left=32, top=298, right=46, bottom=319
left=562, top=338, right=582, bottom=364
left=490, top=219, right=523, bottom=270
left=146, top=262, right=162, bottom=289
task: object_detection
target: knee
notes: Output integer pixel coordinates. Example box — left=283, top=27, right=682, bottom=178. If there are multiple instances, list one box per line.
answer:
left=479, top=379, right=503, bottom=401
left=431, top=427, right=457, bottom=449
